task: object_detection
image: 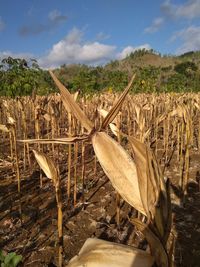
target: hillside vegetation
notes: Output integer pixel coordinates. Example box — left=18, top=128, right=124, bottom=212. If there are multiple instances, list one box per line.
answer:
left=1, top=49, right=200, bottom=96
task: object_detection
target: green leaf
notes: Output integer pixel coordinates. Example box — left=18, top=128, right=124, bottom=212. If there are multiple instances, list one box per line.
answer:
left=0, top=250, right=5, bottom=262
left=4, top=252, right=16, bottom=264
left=11, top=255, right=22, bottom=267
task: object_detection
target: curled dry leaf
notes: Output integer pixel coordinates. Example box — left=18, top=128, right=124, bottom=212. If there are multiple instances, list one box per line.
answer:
left=32, top=150, right=58, bottom=187
left=67, top=238, right=154, bottom=267
left=129, top=137, right=170, bottom=240
left=43, top=113, right=51, bottom=122
left=131, top=218, right=169, bottom=267
left=0, top=124, right=10, bottom=133
left=49, top=70, right=93, bottom=132
left=128, top=137, right=159, bottom=219
left=156, top=113, right=167, bottom=125
left=92, top=131, right=146, bottom=215
left=7, top=116, right=16, bottom=125
left=98, top=108, right=119, bottom=136
left=73, top=91, right=79, bottom=102
left=18, top=136, right=88, bottom=144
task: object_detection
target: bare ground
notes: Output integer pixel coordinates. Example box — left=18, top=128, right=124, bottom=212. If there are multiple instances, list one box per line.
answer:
left=1, top=143, right=200, bottom=267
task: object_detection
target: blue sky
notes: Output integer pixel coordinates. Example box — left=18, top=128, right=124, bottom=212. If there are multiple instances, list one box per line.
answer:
left=0, top=0, right=200, bottom=68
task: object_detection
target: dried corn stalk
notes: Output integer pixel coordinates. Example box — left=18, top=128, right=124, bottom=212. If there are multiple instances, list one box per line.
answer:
left=32, top=150, right=63, bottom=267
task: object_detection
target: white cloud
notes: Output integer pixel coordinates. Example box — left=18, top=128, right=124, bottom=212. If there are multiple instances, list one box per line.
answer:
left=171, top=25, right=200, bottom=54
left=0, top=16, right=5, bottom=31
left=117, top=44, right=151, bottom=59
left=144, top=17, right=164, bottom=33
left=39, top=28, right=116, bottom=68
left=161, top=0, right=200, bottom=19
left=0, top=28, right=151, bottom=68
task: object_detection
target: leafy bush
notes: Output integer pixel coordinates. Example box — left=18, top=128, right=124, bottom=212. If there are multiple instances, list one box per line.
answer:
left=0, top=250, right=22, bottom=267
left=174, top=61, right=198, bottom=76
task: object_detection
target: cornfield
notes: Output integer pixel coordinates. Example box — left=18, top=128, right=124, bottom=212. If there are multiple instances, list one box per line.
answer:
left=1, top=72, right=200, bottom=267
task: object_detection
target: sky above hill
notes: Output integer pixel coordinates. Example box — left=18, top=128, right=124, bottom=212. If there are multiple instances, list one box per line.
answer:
left=0, top=0, right=200, bottom=68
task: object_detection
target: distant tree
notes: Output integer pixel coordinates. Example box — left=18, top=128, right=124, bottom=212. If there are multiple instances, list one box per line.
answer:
left=0, top=57, right=56, bottom=97
left=174, top=61, right=198, bottom=76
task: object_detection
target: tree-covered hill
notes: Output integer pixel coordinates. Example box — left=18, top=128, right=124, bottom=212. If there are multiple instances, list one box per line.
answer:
left=1, top=49, right=200, bottom=96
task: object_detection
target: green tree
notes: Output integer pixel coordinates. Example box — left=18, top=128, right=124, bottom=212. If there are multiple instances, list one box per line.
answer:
left=0, top=57, right=56, bottom=97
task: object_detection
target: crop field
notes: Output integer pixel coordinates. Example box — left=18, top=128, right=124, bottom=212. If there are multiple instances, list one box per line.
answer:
left=1, top=72, right=200, bottom=267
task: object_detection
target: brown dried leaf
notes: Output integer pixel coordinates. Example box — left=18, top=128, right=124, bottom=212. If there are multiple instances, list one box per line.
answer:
left=32, top=149, right=58, bottom=187
left=128, top=137, right=158, bottom=219
left=98, top=108, right=119, bottom=136
left=49, top=70, right=93, bottom=132
left=129, top=137, right=171, bottom=240
left=67, top=238, right=154, bottom=267
left=92, top=132, right=145, bottom=215
left=73, top=91, right=79, bottom=101
left=131, top=218, right=169, bottom=267
left=0, top=124, right=10, bottom=133
left=101, top=74, right=136, bottom=129
left=19, top=136, right=88, bottom=144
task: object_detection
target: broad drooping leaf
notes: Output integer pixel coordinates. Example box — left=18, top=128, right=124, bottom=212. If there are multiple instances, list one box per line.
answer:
left=129, top=137, right=171, bottom=241
left=92, top=131, right=146, bottom=215
left=67, top=238, right=154, bottom=267
left=32, top=150, right=58, bottom=187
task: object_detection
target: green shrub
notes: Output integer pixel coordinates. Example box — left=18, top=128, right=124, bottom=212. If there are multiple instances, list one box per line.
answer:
left=0, top=250, right=22, bottom=267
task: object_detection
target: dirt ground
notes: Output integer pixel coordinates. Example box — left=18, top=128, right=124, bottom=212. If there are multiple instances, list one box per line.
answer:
left=1, top=141, right=200, bottom=267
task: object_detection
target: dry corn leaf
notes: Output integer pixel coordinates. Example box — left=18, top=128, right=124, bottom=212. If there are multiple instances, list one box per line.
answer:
left=19, top=136, right=88, bottom=144
left=128, top=136, right=153, bottom=218
left=129, top=137, right=170, bottom=240
left=49, top=70, right=93, bottom=132
left=92, top=131, right=145, bottom=215
left=0, top=124, right=10, bottom=133
left=98, top=108, right=120, bottom=125
left=32, top=149, right=58, bottom=186
left=131, top=218, right=169, bottom=267
left=101, top=74, right=135, bottom=129
left=134, top=104, right=141, bottom=123
left=7, top=116, right=16, bottom=125
left=194, top=102, right=200, bottom=110
left=73, top=91, right=79, bottom=101
left=156, top=114, right=167, bottom=125
left=43, top=113, right=51, bottom=122
left=98, top=109, right=119, bottom=136
left=109, top=123, right=120, bottom=137
left=67, top=238, right=154, bottom=267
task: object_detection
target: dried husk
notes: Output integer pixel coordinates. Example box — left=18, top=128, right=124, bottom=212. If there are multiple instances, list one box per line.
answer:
left=67, top=238, right=154, bottom=267
left=32, top=150, right=58, bottom=187
left=92, top=131, right=146, bottom=215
